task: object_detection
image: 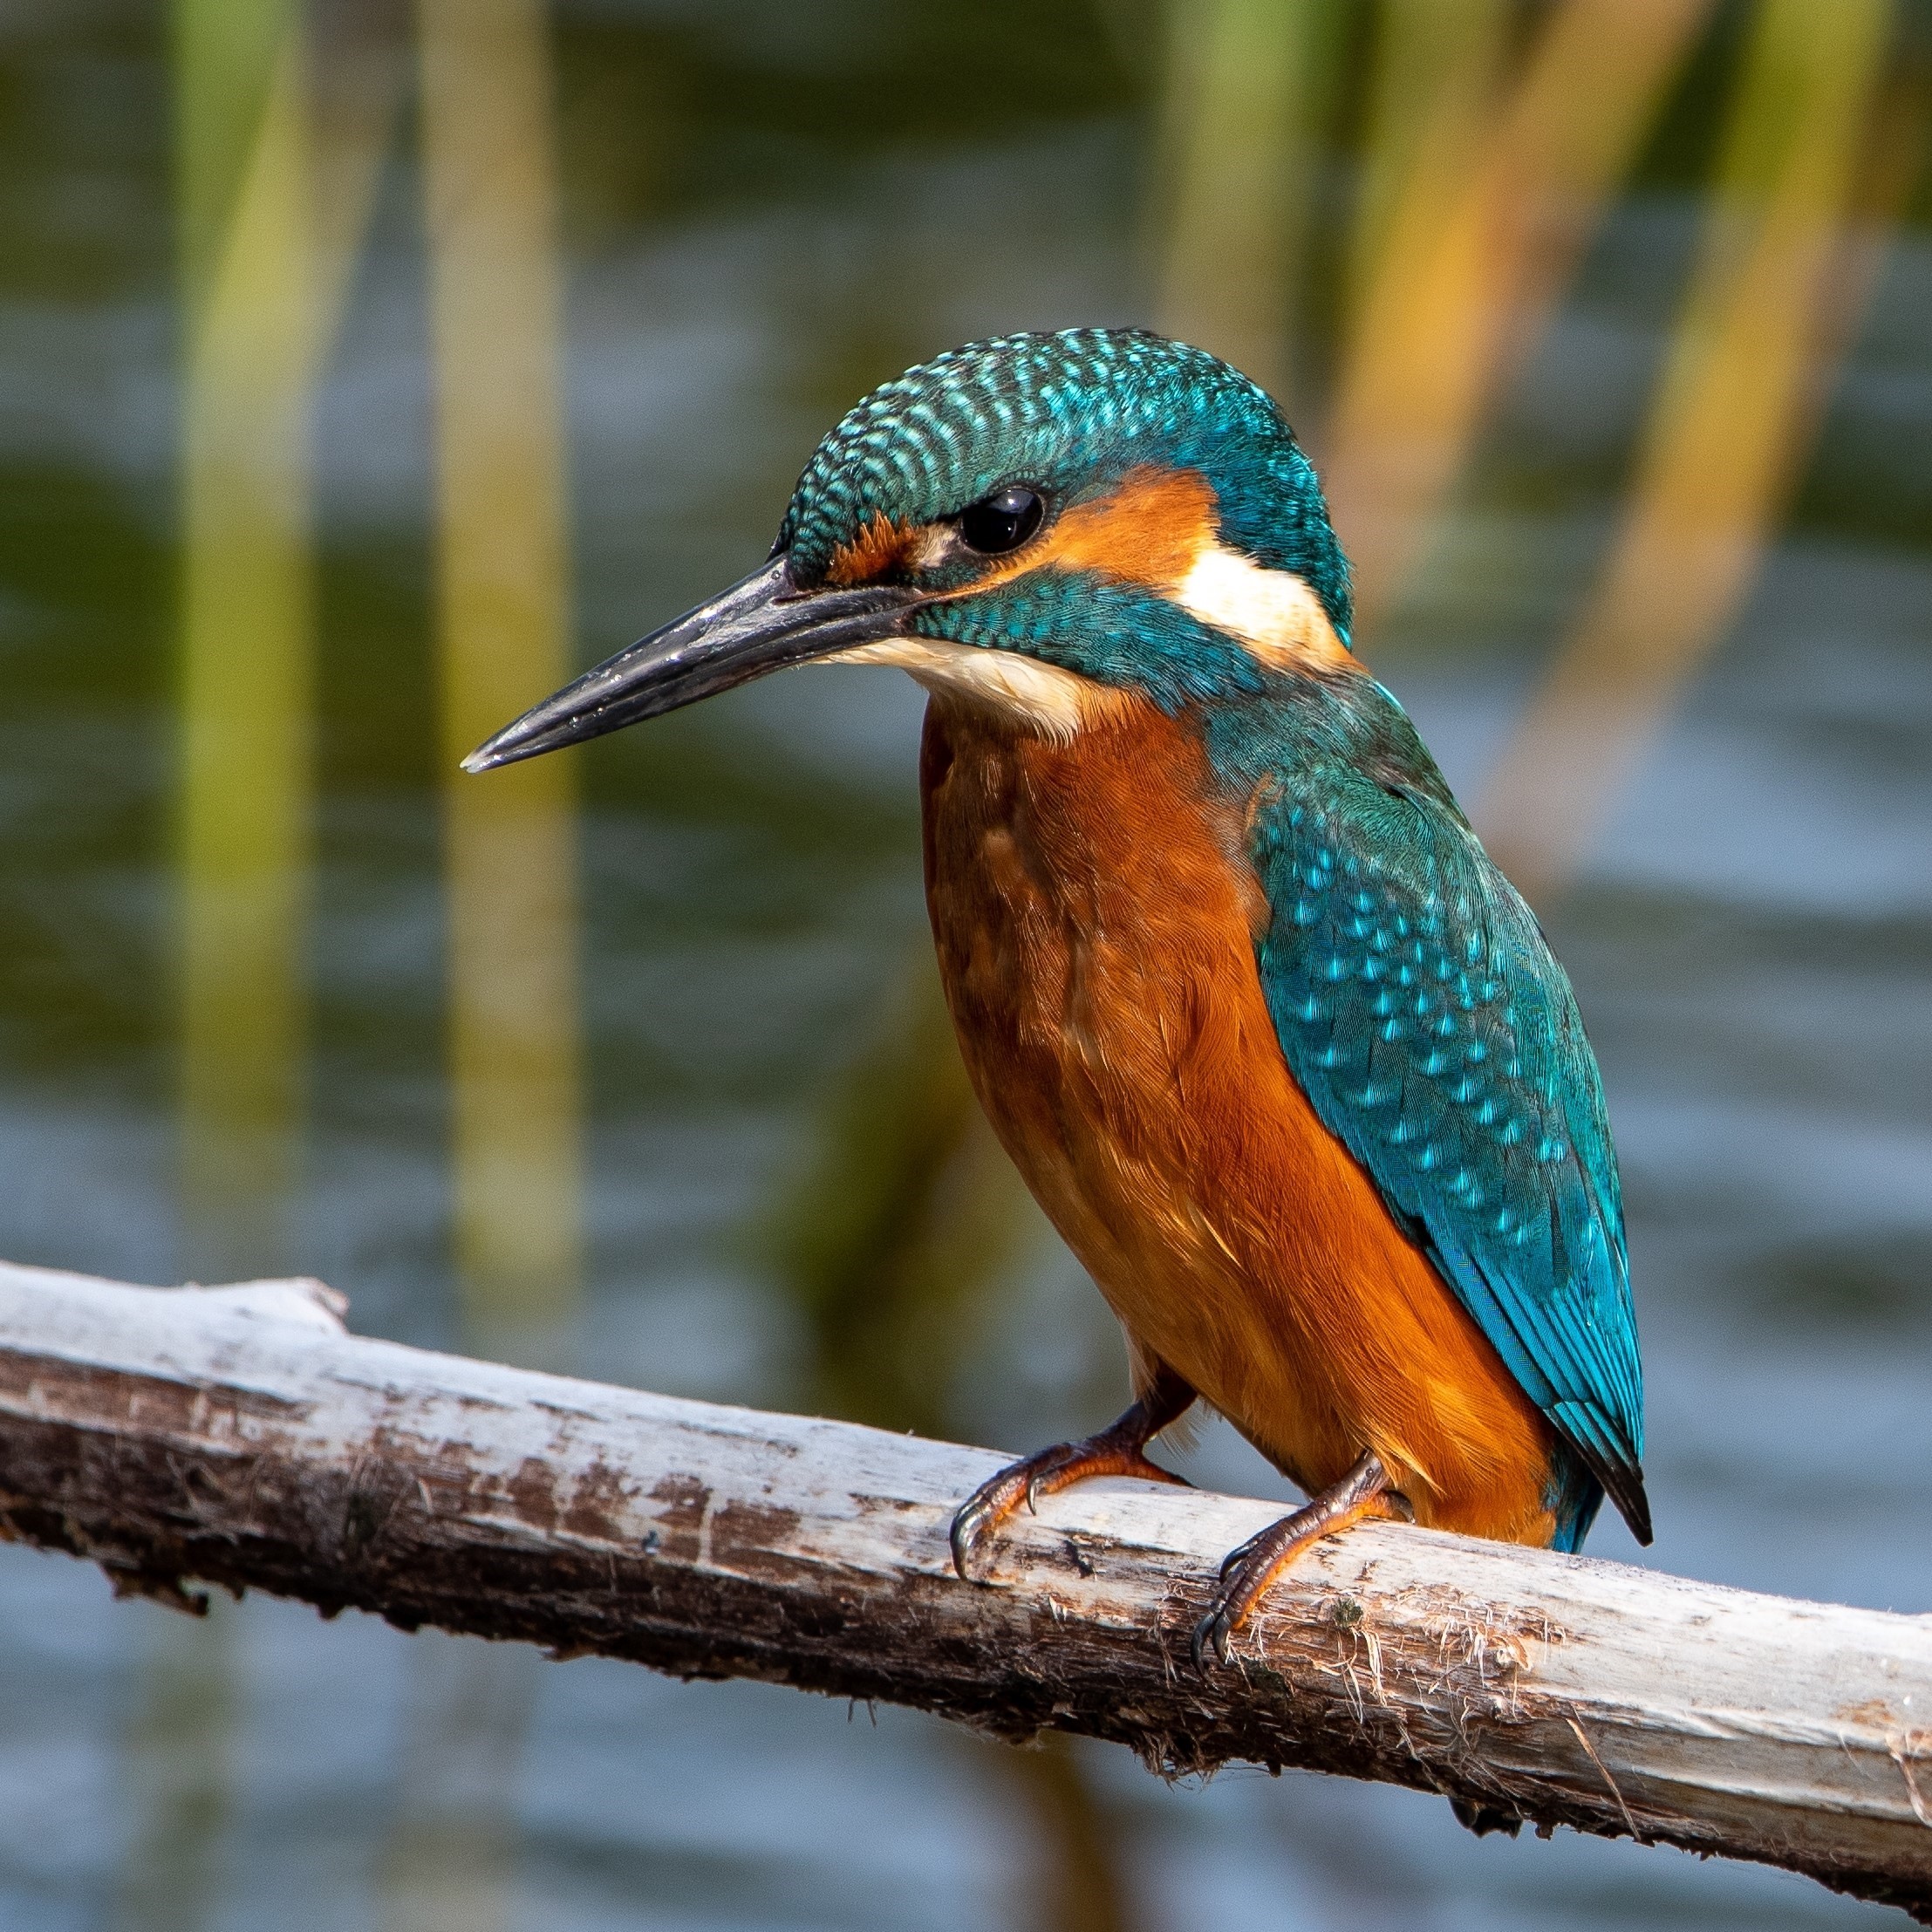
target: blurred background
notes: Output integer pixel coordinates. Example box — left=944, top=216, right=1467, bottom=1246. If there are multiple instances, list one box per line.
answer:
left=2, top=0, right=1929, bottom=1926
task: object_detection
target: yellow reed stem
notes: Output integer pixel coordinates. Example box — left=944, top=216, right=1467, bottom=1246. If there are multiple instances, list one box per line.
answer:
left=177, top=17, right=314, bottom=1279
left=379, top=10, right=577, bottom=1926
left=1324, top=0, right=1713, bottom=639
left=1479, top=0, right=1899, bottom=898
left=159, top=4, right=397, bottom=1922
left=1152, top=0, right=1341, bottom=407
left=176, top=0, right=400, bottom=1279
left=418, top=0, right=580, bottom=1354
left=1345, top=0, right=1513, bottom=332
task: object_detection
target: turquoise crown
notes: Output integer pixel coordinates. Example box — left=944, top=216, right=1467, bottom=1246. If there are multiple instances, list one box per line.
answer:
left=775, top=328, right=1353, bottom=641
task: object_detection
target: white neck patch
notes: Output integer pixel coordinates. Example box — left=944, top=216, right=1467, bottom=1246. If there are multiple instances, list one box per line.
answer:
left=1171, top=543, right=1348, bottom=672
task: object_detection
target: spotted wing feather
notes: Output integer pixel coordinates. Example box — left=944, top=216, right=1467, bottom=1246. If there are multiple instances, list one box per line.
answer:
left=1246, top=738, right=1649, bottom=1546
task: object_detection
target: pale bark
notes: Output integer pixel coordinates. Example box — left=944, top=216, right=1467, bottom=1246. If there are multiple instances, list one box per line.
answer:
left=0, top=1260, right=1927, bottom=1917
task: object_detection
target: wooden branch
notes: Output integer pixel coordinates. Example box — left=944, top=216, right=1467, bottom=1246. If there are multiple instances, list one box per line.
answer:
left=2, top=1261, right=1928, bottom=1918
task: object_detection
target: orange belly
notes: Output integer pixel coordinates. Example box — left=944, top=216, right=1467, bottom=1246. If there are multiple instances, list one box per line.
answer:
left=920, top=690, right=1561, bottom=1546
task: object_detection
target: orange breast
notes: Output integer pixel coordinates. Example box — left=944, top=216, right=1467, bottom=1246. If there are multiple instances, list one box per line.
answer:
left=920, top=691, right=1561, bottom=1546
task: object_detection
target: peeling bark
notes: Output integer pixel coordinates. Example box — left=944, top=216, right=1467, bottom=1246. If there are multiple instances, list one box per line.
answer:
left=0, top=1260, right=1928, bottom=1918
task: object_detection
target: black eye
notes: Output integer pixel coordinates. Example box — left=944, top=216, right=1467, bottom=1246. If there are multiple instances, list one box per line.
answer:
left=959, top=485, right=1044, bottom=556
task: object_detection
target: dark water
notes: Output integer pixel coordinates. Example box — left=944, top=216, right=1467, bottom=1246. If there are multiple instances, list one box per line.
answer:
left=3, top=5, right=1930, bottom=1928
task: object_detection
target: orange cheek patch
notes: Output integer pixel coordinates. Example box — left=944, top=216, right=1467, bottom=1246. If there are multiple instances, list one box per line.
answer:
left=985, top=466, right=1218, bottom=594
left=829, top=471, right=1216, bottom=591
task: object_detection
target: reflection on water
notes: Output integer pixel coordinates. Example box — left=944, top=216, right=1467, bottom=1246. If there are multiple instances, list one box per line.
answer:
left=106, top=1597, right=237, bottom=1932
left=1, top=4, right=1929, bottom=1929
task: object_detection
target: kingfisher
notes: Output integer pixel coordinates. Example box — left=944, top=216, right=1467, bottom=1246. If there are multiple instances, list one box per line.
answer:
left=465, top=328, right=1649, bottom=1665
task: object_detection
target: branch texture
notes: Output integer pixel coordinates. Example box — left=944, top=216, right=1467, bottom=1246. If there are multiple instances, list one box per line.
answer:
left=0, top=1261, right=1928, bottom=1917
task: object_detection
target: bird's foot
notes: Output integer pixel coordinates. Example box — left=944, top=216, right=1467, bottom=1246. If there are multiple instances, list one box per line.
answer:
left=951, top=1424, right=1190, bottom=1581
left=1191, top=1450, right=1399, bottom=1671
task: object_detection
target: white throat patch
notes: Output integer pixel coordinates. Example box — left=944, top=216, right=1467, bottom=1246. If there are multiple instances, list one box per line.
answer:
left=817, top=638, right=1109, bottom=743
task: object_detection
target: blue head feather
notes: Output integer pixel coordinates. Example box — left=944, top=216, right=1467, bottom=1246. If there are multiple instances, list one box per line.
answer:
left=777, top=328, right=1353, bottom=661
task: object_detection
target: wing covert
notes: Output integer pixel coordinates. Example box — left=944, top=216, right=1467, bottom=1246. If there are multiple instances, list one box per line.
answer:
left=1246, top=740, right=1649, bottom=1543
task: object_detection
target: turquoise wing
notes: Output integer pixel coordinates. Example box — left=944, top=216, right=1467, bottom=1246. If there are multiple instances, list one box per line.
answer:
left=1243, top=712, right=1649, bottom=1546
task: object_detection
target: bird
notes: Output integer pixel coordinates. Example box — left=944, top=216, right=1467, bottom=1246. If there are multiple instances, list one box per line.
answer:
left=464, top=327, right=1649, bottom=1667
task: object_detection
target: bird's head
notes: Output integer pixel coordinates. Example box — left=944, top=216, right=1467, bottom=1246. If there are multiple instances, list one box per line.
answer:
left=464, top=328, right=1354, bottom=770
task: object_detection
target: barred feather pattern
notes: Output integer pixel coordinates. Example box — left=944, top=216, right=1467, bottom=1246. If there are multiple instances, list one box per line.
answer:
left=776, top=329, right=1353, bottom=638
left=1221, top=679, right=1650, bottom=1548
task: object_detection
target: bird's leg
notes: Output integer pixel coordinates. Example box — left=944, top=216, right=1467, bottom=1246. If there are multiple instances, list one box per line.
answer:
left=951, top=1366, right=1195, bottom=1580
left=1191, top=1449, right=1403, bottom=1671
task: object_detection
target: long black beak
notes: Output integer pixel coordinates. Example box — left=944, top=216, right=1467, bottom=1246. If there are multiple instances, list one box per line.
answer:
left=461, top=556, right=918, bottom=773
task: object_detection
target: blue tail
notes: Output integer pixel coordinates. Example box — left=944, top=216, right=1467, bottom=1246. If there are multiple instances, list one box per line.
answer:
left=1546, top=1444, right=1606, bottom=1553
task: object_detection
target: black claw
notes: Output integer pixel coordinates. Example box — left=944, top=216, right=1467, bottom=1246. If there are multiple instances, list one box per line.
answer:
left=1023, top=1446, right=1080, bottom=1516
left=1191, top=1456, right=1392, bottom=1676
left=1198, top=1535, right=1273, bottom=1670
left=952, top=1465, right=1030, bottom=1582
left=1218, top=1537, right=1255, bottom=1581
left=950, top=1421, right=1186, bottom=1592
left=950, top=1498, right=989, bottom=1580
left=1190, top=1603, right=1233, bottom=1674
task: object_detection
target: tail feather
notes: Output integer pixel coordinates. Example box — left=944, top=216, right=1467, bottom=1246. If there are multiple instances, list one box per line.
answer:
left=1546, top=1444, right=1607, bottom=1554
